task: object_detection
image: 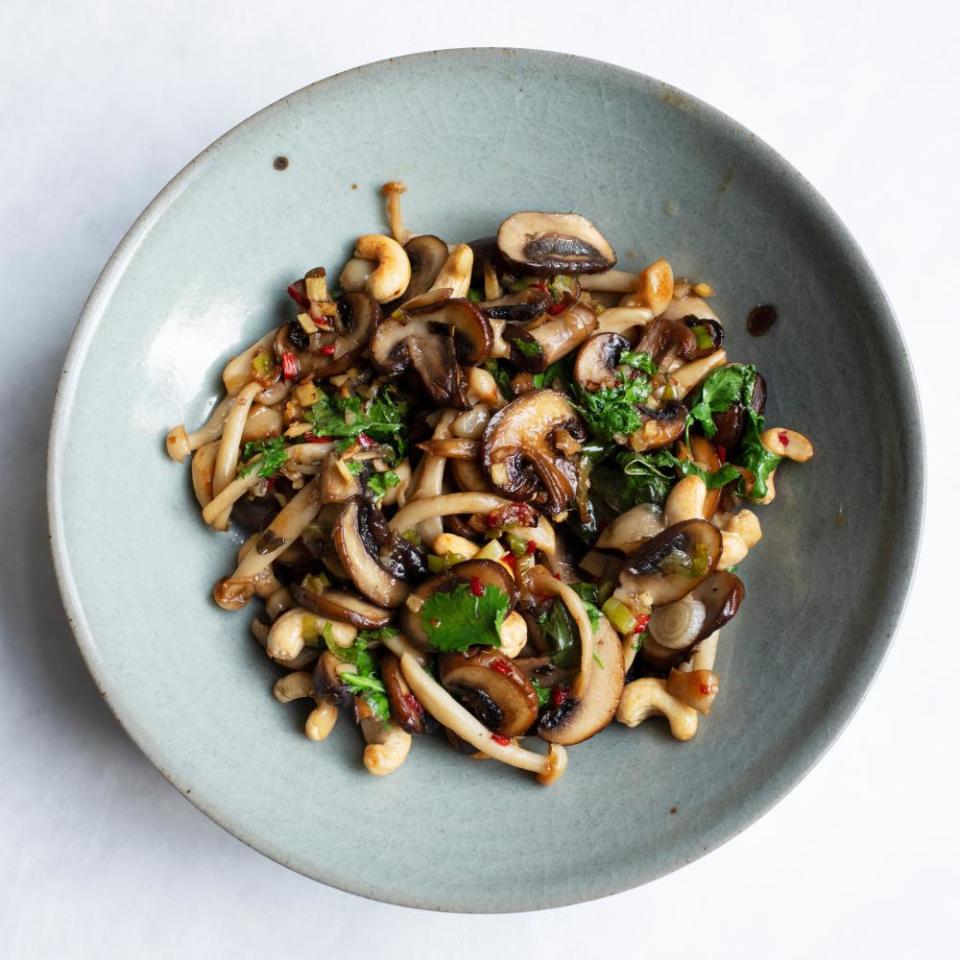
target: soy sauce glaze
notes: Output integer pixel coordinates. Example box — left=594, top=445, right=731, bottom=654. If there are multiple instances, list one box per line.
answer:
left=747, top=304, right=778, bottom=336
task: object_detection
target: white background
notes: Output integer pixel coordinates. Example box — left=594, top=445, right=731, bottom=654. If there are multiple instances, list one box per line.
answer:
left=1, top=1, right=956, bottom=956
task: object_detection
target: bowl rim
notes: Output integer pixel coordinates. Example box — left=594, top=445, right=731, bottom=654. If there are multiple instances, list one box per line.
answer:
left=47, top=47, right=925, bottom=913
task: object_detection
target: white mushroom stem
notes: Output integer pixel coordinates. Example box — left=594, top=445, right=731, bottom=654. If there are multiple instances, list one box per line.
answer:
left=528, top=568, right=595, bottom=698
left=388, top=492, right=512, bottom=534
left=451, top=404, right=493, bottom=439
left=398, top=653, right=567, bottom=785
left=166, top=394, right=234, bottom=462
left=211, top=381, right=264, bottom=528
left=690, top=630, right=720, bottom=672
left=579, top=269, right=643, bottom=293
left=594, top=306, right=654, bottom=336
left=200, top=442, right=333, bottom=526
left=191, top=440, right=219, bottom=508
left=429, top=243, right=473, bottom=299
left=380, top=631, right=430, bottom=666
left=674, top=349, right=727, bottom=398
left=222, top=328, right=278, bottom=396
left=408, top=410, right=456, bottom=545
left=226, top=477, right=324, bottom=582
left=266, top=607, right=357, bottom=661
left=483, top=259, right=502, bottom=300
left=381, top=180, right=411, bottom=245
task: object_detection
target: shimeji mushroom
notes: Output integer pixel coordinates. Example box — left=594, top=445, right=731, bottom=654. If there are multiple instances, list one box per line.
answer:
left=537, top=616, right=625, bottom=745
left=504, top=300, right=598, bottom=374
left=397, top=652, right=567, bottom=785
left=406, top=410, right=457, bottom=547
left=496, top=211, right=617, bottom=275
left=209, top=381, right=263, bottom=529
left=482, top=390, right=587, bottom=519
left=639, top=571, right=744, bottom=673
left=381, top=181, right=411, bottom=245
left=672, top=349, right=728, bottom=399
left=428, top=243, right=474, bottom=300
left=370, top=298, right=493, bottom=407
left=580, top=257, right=675, bottom=317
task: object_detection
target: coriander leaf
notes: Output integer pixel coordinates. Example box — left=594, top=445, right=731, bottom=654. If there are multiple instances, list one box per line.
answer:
left=306, top=384, right=409, bottom=455
left=367, top=469, right=400, bottom=500
left=483, top=360, right=514, bottom=400
left=420, top=582, right=510, bottom=652
left=341, top=674, right=390, bottom=722
left=674, top=458, right=742, bottom=489
left=685, top=363, right=756, bottom=441
left=574, top=356, right=655, bottom=443
left=533, top=356, right=574, bottom=392
left=240, top=437, right=288, bottom=478
left=619, top=350, right=658, bottom=376
left=530, top=679, right=550, bottom=708
left=734, top=408, right=782, bottom=500
left=570, top=583, right=601, bottom=631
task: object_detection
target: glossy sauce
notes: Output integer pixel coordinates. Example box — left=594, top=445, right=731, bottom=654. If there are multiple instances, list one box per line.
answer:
left=747, top=304, right=778, bottom=336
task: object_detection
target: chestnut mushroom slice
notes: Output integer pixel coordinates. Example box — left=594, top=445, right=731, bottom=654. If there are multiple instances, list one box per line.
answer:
left=627, top=401, right=688, bottom=452
left=401, top=558, right=518, bottom=650
left=332, top=499, right=409, bottom=608
left=683, top=315, right=725, bottom=358
left=482, top=389, right=587, bottom=517
left=506, top=301, right=598, bottom=372
left=639, top=571, right=744, bottom=672
left=497, top=211, right=617, bottom=275
left=574, top=332, right=630, bottom=391
left=292, top=585, right=392, bottom=629
left=381, top=651, right=428, bottom=734
left=538, top=617, right=624, bottom=745
left=635, top=316, right=699, bottom=369
left=620, top=519, right=722, bottom=606
left=275, top=291, right=381, bottom=380
left=402, top=234, right=450, bottom=302
left=439, top=649, right=540, bottom=737
left=369, top=298, right=493, bottom=407
left=478, top=288, right=552, bottom=323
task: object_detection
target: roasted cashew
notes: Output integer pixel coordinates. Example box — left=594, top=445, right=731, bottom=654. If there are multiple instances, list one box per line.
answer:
left=353, top=234, right=411, bottom=302
left=718, top=531, right=749, bottom=570
left=266, top=607, right=357, bottom=661
left=339, top=256, right=375, bottom=292
left=761, top=427, right=814, bottom=462
left=617, top=678, right=699, bottom=741
left=363, top=725, right=412, bottom=776
left=498, top=611, right=528, bottom=658
left=664, top=475, right=707, bottom=525
left=724, top=509, right=762, bottom=548
left=620, top=257, right=674, bottom=315
left=272, top=670, right=339, bottom=741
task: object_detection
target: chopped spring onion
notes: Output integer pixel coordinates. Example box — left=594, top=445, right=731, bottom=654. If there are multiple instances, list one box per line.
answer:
left=602, top=597, right=638, bottom=635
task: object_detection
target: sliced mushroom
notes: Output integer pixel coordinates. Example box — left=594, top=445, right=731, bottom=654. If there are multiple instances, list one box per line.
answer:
left=505, top=300, right=598, bottom=372
left=596, top=502, right=665, bottom=553
left=661, top=294, right=720, bottom=325
left=401, top=558, right=517, bottom=650
left=627, top=401, right=687, bottom=452
left=497, top=211, right=617, bottom=275
left=638, top=571, right=744, bottom=672
left=292, top=584, right=392, bottom=629
left=439, top=649, right=539, bottom=737
left=313, top=649, right=353, bottom=706
left=369, top=298, right=493, bottom=407
left=538, top=617, right=624, bottom=745
left=683, top=315, right=725, bottom=358
left=332, top=499, right=409, bottom=607
left=635, top=316, right=698, bottom=369
left=318, top=453, right=363, bottom=503
left=574, top=332, right=629, bottom=391
left=478, top=288, right=551, bottom=323
left=482, top=390, right=586, bottom=518
left=274, top=292, right=380, bottom=381
left=381, top=651, right=428, bottom=733
left=619, top=519, right=722, bottom=605
left=402, top=234, right=449, bottom=301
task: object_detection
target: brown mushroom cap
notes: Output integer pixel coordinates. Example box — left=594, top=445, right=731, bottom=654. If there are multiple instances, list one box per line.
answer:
left=574, top=332, right=630, bottom=391
left=638, top=571, right=744, bottom=672
left=627, top=401, right=688, bottom=452
left=292, top=584, right=392, bottom=629
left=402, top=234, right=449, bottom=302
left=382, top=650, right=428, bottom=733
left=620, top=519, right=722, bottom=605
left=683, top=315, right=726, bottom=358
left=313, top=650, right=351, bottom=706
left=439, top=648, right=540, bottom=737
left=497, top=211, right=617, bottom=275
left=401, top=558, right=518, bottom=650
left=636, top=316, right=699, bottom=368
left=482, top=389, right=587, bottom=518
left=332, top=499, right=410, bottom=607
left=538, top=617, right=624, bottom=745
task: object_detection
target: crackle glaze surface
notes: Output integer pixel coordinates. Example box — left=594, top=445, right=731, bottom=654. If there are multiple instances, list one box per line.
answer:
left=48, top=49, right=922, bottom=912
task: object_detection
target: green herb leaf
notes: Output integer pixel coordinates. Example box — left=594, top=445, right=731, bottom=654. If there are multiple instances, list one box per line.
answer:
left=367, top=469, right=400, bottom=500
left=537, top=599, right=580, bottom=668
left=532, top=356, right=574, bottom=392
left=685, top=363, right=757, bottom=441
left=240, top=437, right=288, bottom=478
left=530, top=679, right=550, bottom=708
left=574, top=354, right=656, bottom=443
left=483, top=360, right=514, bottom=400
left=513, top=337, right=543, bottom=359
left=420, top=582, right=510, bottom=652
left=619, top=350, right=658, bottom=376
left=570, top=583, right=601, bottom=632
left=307, top=384, right=409, bottom=455
left=325, top=625, right=395, bottom=722
left=734, top=409, right=782, bottom=500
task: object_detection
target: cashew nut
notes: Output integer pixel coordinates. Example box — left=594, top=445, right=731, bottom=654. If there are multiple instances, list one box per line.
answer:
left=265, top=586, right=293, bottom=621
left=617, top=678, right=699, bottom=741
left=429, top=243, right=473, bottom=299
left=724, top=509, right=762, bottom=548
left=498, top=611, right=528, bottom=658
left=664, top=475, right=707, bottom=525
left=339, top=256, right=375, bottom=292
left=363, top=725, right=412, bottom=777
left=666, top=668, right=720, bottom=715
left=266, top=607, right=357, bottom=661
left=760, top=427, right=814, bottom=462
left=272, top=671, right=338, bottom=741
left=353, top=234, right=411, bottom=302
left=718, top=531, right=748, bottom=570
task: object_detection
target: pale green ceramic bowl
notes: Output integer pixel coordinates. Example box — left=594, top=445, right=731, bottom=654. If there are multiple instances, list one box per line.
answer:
left=48, top=49, right=922, bottom=912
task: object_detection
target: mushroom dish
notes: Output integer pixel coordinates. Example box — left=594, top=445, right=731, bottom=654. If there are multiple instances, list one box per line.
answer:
left=166, top=183, right=813, bottom=785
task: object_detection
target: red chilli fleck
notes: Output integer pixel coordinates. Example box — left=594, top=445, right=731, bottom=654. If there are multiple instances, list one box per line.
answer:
left=286, top=284, right=309, bottom=307
left=357, top=432, right=375, bottom=449
left=547, top=300, right=566, bottom=316
left=716, top=445, right=727, bottom=463
left=280, top=351, right=298, bottom=380
left=699, top=683, right=713, bottom=696
left=634, top=614, right=651, bottom=634
left=303, top=433, right=333, bottom=444
left=525, top=539, right=536, bottom=555
left=778, top=430, right=790, bottom=447
left=501, top=552, right=517, bottom=573
left=319, top=343, right=337, bottom=356
left=551, top=685, right=570, bottom=708
left=490, top=659, right=512, bottom=676
left=469, top=576, right=485, bottom=598
left=490, top=734, right=511, bottom=746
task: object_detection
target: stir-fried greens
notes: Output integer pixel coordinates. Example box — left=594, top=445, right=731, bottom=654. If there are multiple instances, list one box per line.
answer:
left=165, top=185, right=814, bottom=785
